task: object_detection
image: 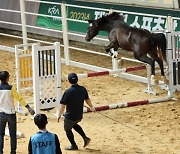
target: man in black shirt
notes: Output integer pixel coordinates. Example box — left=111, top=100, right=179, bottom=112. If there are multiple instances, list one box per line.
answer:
left=57, top=73, right=95, bottom=150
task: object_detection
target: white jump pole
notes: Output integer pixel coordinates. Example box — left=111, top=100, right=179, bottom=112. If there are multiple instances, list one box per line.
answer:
left=54, top=42, right=62, bottom=117
left=15, top=45, right=27, bottom=115
left=112, top=57, right=119, bottom=71
left=32, top=44, right=40, bottom=113
left=17, top=0, right=28, bottom=115
left=20, top=0, right=28, bottom=48
left=63, top=65, right=147, bottom=79
left=61, top=2, right=70, bottom=65
left=166, top=32, right=174, bottom=98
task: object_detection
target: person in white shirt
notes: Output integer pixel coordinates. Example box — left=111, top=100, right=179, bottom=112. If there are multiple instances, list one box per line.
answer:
left=0, top=71, right=35, bottom=154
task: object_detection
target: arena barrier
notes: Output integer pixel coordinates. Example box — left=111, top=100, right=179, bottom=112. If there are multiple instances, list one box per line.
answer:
left=15, top=42, right=61, bottom=114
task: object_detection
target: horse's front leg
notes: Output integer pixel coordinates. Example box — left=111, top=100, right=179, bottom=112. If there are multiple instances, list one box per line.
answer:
left=105, top=42, right=119, bottom=58
left=105, top=44, right=113, bottom=55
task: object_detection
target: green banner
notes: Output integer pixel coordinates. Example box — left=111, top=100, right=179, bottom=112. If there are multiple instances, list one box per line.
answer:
left=36, top=1, right=62, bottom=30
left=37, top=0, right=180, bottom=35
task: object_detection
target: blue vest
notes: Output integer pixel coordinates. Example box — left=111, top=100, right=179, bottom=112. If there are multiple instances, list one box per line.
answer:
left=31, top=131, right=56, bottom=154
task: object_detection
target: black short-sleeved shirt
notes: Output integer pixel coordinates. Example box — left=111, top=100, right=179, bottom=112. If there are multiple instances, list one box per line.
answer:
left=60, top=84, right=89, bottom=121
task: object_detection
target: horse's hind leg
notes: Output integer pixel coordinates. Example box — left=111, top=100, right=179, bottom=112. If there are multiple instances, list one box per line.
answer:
left=150, top=53, right=168, bottom=84
left=134, top=53, right=158, bottom=84
left=134, top=53, right=155, bottom=74
left=154, top=56, right=164, bottom=76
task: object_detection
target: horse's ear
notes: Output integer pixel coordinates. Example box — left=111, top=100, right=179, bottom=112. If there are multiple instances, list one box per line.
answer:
left=88, top=20, right=93, bottom=23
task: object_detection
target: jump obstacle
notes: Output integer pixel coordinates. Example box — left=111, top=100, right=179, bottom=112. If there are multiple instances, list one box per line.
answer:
left=15, top=42, right=61, bottom=114
left=76, top=65, right=146, bottom=78
left=15, top=42, right=157, bottom=115
left=12, top=34, right=179, bottom=139
left=62, top=64, right=166, bottom=96
left=14, top=30, right=180, bottom=114
left=61, top=65, right=172, bottom=112
left=10, top=42, right=62, bottom=138
left=67, top=31, right=180, bottom=112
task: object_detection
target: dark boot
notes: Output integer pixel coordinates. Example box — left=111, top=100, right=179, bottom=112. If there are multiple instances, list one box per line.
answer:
left=65, top=131, right=78, bottom=150
left=65, top=144, right=78, bottom=150
left=83, top=136, right=91, bottom=147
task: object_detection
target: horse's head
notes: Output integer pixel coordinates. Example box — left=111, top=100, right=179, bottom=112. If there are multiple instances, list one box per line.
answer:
left=85, top=20, right=99, bottom=42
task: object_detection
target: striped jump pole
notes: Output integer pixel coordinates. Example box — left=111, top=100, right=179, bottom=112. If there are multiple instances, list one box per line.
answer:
left=83, top=97, right=171, bottom=113
left=74, top=65, right=162, bottom=96
left=77, top=65, right=146, bottom=78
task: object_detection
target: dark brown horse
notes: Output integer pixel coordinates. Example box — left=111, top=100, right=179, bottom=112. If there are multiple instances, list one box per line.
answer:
left=85, top=12, right=167, bottom=83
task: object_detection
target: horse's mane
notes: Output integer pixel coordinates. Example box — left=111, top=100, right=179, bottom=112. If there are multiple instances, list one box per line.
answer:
left=98, top=12, right=125, bottom=23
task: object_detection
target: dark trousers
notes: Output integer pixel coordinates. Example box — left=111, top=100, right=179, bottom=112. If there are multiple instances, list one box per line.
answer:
left=0, top=113, right=16, bottom=154
left=64, top=118, right=86, bottom=145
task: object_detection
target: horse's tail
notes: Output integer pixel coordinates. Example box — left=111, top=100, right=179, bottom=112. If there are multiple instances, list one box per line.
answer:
left=151, top=33, right=167, bottom=61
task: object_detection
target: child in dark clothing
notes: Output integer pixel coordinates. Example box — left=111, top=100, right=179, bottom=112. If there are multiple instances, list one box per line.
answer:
left=28, top=114, right=62, bottom=154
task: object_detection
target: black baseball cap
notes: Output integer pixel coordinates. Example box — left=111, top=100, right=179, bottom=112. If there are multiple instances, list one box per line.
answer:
left=68, top=73, right=78, bottom=84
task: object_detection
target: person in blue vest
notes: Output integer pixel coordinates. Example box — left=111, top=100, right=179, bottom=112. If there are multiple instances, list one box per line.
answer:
left=28, top=114, right=62, bottom=154
left=0, top=70, right=35, bottom=154
left=57, top=73, right=96, bottom=150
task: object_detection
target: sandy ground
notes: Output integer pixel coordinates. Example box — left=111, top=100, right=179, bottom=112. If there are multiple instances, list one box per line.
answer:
left=0, top=36, right=180, bottom=154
